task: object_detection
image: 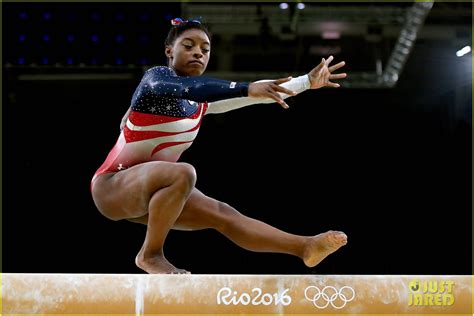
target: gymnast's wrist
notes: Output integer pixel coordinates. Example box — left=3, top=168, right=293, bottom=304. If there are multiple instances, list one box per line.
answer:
left=305, top=74, right=313, bottom=89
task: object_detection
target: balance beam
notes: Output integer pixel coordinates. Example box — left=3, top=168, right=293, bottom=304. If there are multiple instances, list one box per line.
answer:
left=2, top=274, right=472, bottom=314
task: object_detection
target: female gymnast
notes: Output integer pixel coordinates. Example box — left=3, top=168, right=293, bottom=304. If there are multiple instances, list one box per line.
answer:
left=91, top=18, right=348, bottom=274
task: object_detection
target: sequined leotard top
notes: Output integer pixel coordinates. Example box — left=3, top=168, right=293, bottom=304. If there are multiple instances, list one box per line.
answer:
left=91, top=66, right=310, bottom=186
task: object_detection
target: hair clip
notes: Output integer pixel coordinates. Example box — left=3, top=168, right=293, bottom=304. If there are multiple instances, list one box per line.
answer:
left=170, top=17, right=202, bottom=26
left=171, top=18, right=185, bottom=26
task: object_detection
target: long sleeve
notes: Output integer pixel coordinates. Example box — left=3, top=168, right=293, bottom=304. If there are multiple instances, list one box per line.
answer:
left=205, top=74, right=311, bottom=115
left=139, top=66, right=249, bottom=103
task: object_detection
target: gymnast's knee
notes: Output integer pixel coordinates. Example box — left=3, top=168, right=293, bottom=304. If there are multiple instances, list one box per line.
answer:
left=172, top=162, right=197, bottom=195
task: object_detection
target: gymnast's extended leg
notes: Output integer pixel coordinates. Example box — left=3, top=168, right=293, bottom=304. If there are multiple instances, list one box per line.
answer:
left=130, top=188, right=347, bottom=269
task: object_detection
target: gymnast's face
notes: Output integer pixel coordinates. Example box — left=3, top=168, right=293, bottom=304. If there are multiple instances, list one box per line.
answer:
left=166, top=29, right=210, bottom=77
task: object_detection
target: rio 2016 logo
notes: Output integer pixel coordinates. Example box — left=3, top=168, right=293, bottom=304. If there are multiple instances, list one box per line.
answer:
left=216, top=287, right=292, bottom=306
left=304, top=285, right=355, bottom=309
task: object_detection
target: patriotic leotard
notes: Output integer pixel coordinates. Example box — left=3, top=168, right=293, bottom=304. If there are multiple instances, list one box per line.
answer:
left=91, top=66, right=311, bottom=187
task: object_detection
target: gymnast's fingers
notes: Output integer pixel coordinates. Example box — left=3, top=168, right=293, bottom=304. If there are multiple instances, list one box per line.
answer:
left=329, top=61, right=346, bottom=72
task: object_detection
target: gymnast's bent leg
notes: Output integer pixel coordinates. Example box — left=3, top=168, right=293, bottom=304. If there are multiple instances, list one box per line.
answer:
left=92, top=161, right=197, bottom=274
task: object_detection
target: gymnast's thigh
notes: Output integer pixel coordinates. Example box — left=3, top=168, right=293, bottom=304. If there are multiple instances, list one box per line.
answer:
left=91, top=161, right=192, bottom=221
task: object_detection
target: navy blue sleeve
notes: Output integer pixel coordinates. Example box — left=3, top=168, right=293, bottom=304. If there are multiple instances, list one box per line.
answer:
left=142, top=66, right=249, bottom=103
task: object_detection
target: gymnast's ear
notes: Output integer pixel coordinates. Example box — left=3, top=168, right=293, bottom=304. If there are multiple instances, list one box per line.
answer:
left=165, top=46, right=173, bottom=59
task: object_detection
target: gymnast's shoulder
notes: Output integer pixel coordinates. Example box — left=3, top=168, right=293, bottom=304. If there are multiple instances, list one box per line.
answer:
left=144, top=65, right=177, bottom=77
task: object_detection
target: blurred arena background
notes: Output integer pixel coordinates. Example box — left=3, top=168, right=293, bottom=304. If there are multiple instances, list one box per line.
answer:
left=3, top=2, right=472, bottom=274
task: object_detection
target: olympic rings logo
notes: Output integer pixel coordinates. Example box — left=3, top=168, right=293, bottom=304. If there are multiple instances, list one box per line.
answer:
left=304, top=285, right=355, bottom=309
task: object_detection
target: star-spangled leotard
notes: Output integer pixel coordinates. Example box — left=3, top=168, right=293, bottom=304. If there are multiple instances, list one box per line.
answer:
left=91, top=66, right=311, bottom=187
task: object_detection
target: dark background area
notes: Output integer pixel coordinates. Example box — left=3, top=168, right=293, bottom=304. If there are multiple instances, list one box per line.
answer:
left=3, top=2, right=472, bottom=275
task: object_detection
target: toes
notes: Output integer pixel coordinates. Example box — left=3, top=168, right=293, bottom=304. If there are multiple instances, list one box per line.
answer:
left=336, top=234, right=348, bottom=244
left=327, top=231, right=348, bottom=245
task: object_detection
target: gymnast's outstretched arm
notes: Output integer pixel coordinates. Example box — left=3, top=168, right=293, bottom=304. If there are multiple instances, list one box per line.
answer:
left=206, top=56, right=347, bottom=114
left=141, top=66, right=295, bottom=104
left=206, top=75, right=310, bottom=114
left=140, top=66, right=250, bottom=102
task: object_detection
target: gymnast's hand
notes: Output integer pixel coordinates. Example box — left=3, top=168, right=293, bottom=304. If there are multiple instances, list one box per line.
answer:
left=308, top=56, right=347, bottom=89
left=248, top=77, right=296, bottom=109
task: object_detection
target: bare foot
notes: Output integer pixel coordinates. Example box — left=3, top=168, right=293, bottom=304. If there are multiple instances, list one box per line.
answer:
left=302, top=230, right=348, bottom=268
left=135, top=253, right=190, bottom=274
